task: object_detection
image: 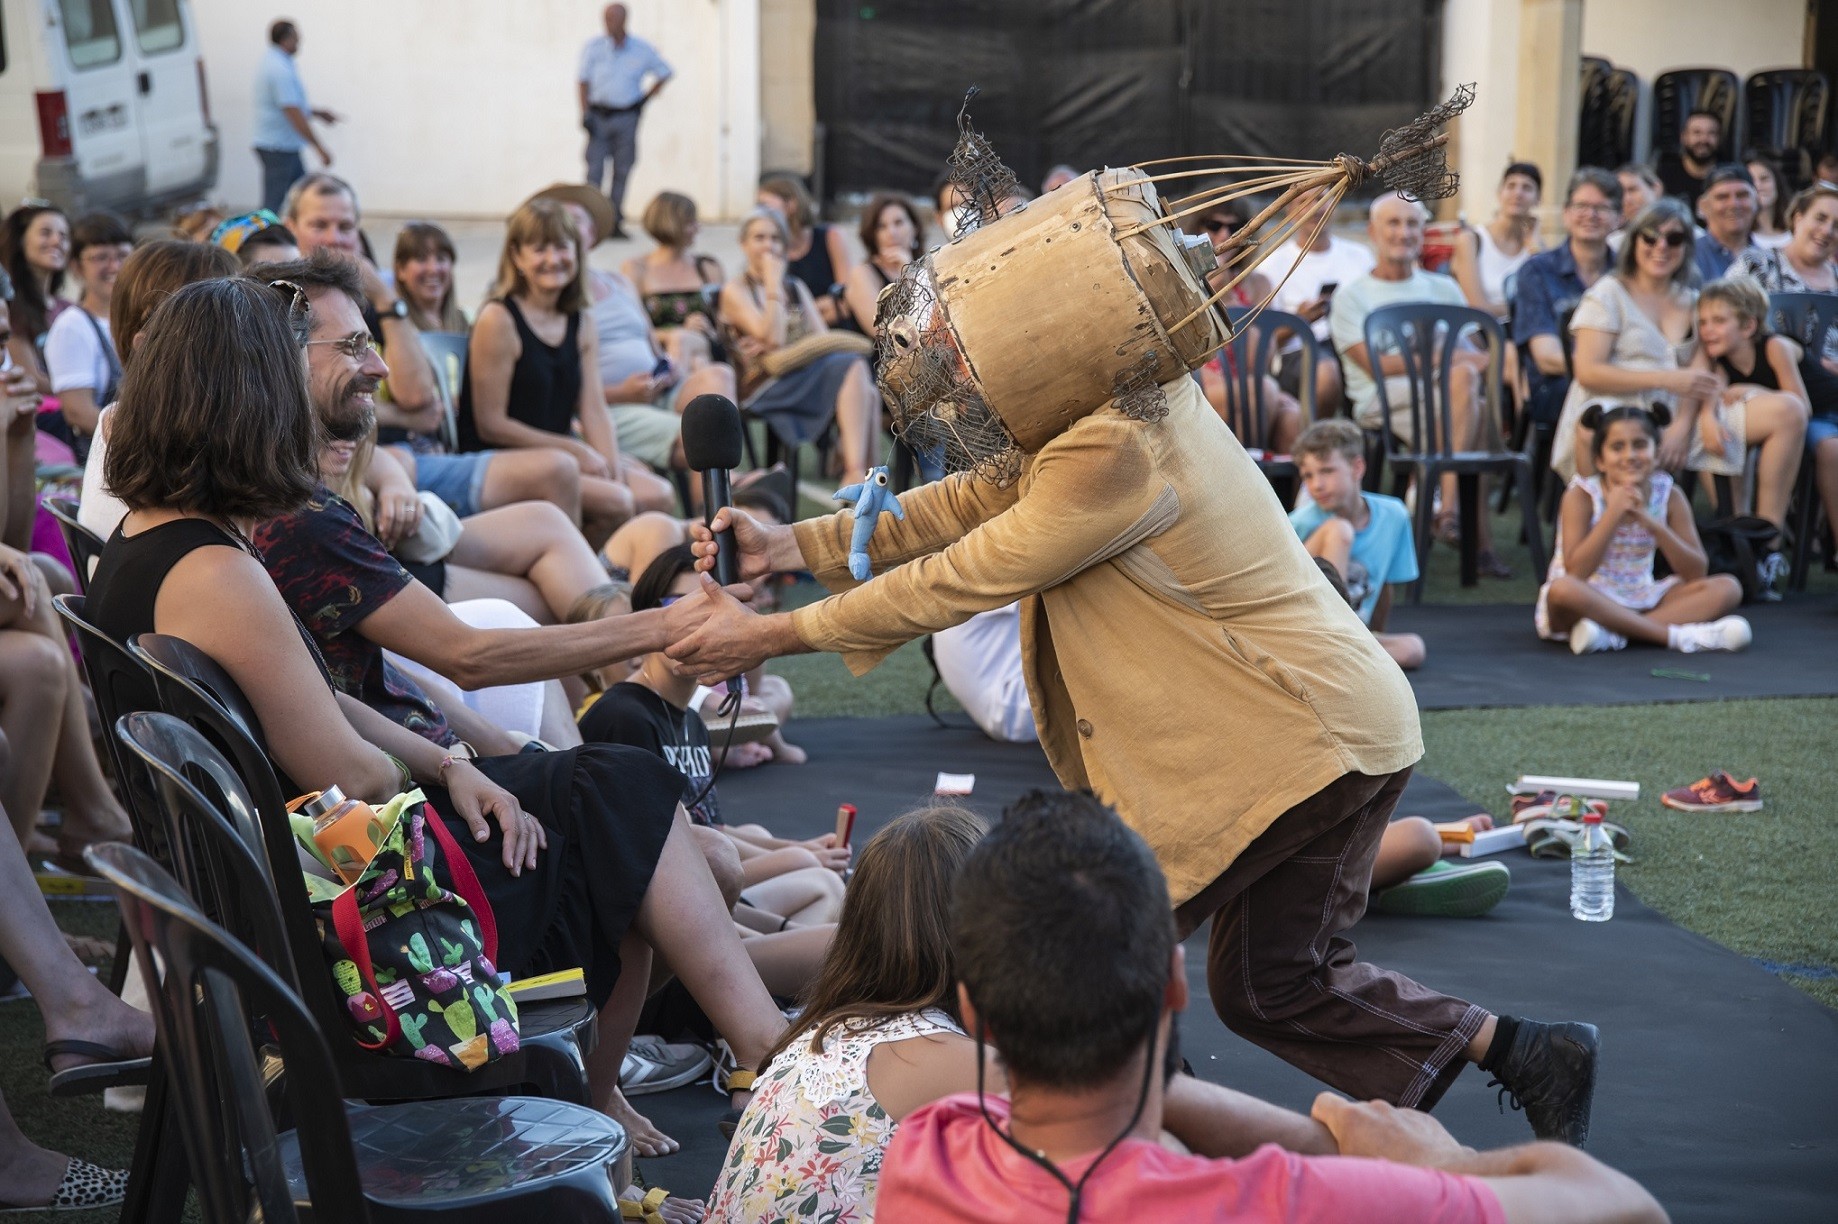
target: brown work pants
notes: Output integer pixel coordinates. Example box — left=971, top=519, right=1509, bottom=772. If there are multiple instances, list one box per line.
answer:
left=1174, top=767, right=1488, bottom=1109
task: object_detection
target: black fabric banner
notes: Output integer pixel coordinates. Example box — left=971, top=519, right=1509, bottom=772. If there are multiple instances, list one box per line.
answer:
left=814, top=0, right=1443, bottom=200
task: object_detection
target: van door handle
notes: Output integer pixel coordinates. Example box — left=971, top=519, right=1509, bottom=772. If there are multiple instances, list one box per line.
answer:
left=137, top=71, right=151, bottom=95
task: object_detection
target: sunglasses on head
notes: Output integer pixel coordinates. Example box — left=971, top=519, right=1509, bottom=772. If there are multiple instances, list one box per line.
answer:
left=1638, top=229, right=1689, bottom=249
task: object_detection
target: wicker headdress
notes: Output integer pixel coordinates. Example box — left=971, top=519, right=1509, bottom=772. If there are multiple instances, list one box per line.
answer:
left=876, top=85, right=1476, bottom=484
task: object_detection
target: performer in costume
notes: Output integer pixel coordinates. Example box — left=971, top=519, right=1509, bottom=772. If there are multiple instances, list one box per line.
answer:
left=667, top=92, right=1600, bottom=1147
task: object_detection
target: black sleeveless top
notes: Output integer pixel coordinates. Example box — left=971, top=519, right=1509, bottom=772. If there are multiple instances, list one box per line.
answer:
left=87, top=517, right=330, bottom=687
left=787, top=223, right=840, bottom=301
left=455, top=297, right=582, bottom=452
left=1715, top=338, right=1838, bottom=416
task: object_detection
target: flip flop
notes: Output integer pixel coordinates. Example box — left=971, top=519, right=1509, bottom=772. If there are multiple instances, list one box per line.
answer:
left=620, top=1186, right=702, bottom=1224
left=43, top=1040, right=152, bottom=1098
left=0, top=1158, right=128, bottom=1214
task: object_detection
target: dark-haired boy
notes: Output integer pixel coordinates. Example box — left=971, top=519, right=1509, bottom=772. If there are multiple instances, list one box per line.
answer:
left=879, top=792, right=1666, bottom=1224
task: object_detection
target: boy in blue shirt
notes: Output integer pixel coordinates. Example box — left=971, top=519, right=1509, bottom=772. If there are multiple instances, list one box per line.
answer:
left=1290, top=420, right=1426, bottom=669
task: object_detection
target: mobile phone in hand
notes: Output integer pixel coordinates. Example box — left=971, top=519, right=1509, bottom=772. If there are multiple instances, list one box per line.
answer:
left=835, top=804, right=857, bottom=848
left=652, top=355, right=672, bottom=379
left=1319, top=281, right=1339, bottom=299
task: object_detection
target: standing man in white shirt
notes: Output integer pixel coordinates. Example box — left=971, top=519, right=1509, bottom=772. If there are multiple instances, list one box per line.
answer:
left=251, top=20, right=339, bottom=214
left=1270, top=186, right=1374, bottom=417
left=579, top=4, right=674, bottom=240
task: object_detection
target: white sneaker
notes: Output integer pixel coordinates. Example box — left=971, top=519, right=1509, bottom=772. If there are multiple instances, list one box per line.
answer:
left=1673, top=615, right=1752, bottom=653
left=1569, top=619, right=1628, bottom=654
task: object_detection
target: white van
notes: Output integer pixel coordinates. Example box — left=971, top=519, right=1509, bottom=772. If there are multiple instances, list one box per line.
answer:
left=0, top=0, right=217, bottom=215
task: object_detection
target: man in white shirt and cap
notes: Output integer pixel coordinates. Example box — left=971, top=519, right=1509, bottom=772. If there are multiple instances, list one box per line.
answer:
left=578, top=4, right=674, bottom=240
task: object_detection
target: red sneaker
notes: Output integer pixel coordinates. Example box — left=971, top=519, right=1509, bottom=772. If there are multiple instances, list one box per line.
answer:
left=1660, top=771, right=1763, bottom=813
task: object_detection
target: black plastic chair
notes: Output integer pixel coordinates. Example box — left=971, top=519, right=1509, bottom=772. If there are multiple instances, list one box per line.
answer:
left=127, top=632, right=597, bottom=1107
left=1744, top=70, right=1830, bottom=191
left=1767, top=291, right=1838, bottom=590
left=1651, top=69, right=1741, bottom=168
left=1218, top=306, right=1320, bottom=503
left=1362, top=303, right=1547, bottom=600
left=42, top=497, right=104, bottom=594
left=88, top=841, right=630, bottom=1224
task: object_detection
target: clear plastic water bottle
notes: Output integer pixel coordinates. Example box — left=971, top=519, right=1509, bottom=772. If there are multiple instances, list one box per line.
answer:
left=1569, top=811, right=1615, bottom=922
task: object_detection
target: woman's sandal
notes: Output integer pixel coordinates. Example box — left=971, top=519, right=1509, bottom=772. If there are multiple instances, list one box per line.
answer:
left=43, top=1040, right=152, bottom=1098
left=619, top=1187, right=671, bottom=1224
left=0, top=1158, right=128, bottom=1214
left=717, top=1068, right=758, bottom=1139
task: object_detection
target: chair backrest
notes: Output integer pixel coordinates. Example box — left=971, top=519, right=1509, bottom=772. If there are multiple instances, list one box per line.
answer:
left=418, top=330, right=469, bottom=452
left=87, top=842, right=369, bottom=1224
left=127, top=633, right=353, bottom=1040
left=1362, top=302, right=1506, bottom=458
left=1217, top=306, right=1319, bottom=448
left=1651, top=68, right=1741, bottom=165
left=42, top=497, right=104, bottom=593
left=50, top=594, right=164, bottom=850
left=112, top=711, right=295, bottom=985
left=1577, top=58, right=1640, bottom=172
left=1744, top=70, right=1830, bottom=190
left=1767, top=291, right=1838, bottom=362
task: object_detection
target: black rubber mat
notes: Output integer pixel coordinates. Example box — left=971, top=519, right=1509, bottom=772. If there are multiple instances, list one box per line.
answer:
left=1389, top=594, right=1838, bottom=710
left=633, top=717, right=1838, bottom=1221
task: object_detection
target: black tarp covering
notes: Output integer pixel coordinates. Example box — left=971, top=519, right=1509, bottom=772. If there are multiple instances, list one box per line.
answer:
left=813, top=0, right=1443, bottom=201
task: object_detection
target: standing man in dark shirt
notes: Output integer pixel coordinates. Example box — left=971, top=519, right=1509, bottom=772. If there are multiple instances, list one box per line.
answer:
left=578, top=4, right=673, bottom=240
left=1659, top=110, right=1724, bottom=209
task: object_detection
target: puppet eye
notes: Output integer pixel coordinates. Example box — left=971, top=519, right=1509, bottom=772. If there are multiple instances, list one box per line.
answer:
left=873, top=471, right=889, bottom=486
left=887, top=319, right=919, bottom=352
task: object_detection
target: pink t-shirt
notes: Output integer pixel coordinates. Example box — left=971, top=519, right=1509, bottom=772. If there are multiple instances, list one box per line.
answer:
left=877, top=1094, right=1506, bottom=1223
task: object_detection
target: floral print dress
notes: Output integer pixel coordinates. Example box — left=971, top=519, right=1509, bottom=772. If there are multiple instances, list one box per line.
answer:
left=708, top=1008, right=963, bottom=1223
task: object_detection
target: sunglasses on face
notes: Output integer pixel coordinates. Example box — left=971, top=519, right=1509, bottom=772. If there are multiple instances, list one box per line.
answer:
left=1201, top=218, right=1236, bottom=235
left=1638, top=229, right=1689, bottom=249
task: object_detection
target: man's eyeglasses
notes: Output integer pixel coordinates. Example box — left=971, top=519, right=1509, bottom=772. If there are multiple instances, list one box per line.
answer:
left=305, top=333, right=379, bottom=360
left=1565, top=201, right=1618, bottom=215
left=1637, top=229, right=1690, bottom=249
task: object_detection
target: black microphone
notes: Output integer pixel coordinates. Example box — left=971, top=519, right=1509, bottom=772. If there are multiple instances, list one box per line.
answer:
left=679, top=393, right=745, bottom=588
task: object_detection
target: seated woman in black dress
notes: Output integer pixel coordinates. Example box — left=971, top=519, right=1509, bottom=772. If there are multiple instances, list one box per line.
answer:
left=457, top=199, right=674, bottom=548
left=84, top=276, right=784, bottom=1160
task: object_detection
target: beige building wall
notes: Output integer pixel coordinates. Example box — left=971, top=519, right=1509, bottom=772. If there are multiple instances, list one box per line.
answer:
left=189, top=0, right=762, bottom=220
left=1443, top=0, right=1808, bottom=225
left=759, top=0, right=816, bottom=175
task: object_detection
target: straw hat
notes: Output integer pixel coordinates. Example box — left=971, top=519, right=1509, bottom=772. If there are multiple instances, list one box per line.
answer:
left=524, top=184, right=617, bottom=247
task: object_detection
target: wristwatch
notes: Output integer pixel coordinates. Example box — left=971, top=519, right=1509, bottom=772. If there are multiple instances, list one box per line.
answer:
left=376, top=298, right=408, bottom=321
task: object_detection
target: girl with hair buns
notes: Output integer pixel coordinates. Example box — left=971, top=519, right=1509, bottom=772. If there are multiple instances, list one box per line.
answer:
left=1536, top=403, right=1748, bottom=654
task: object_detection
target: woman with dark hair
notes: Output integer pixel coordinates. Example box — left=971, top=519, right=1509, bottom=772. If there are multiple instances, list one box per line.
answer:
left=77, top=240, right=243, bottom=542
left=393, top=221, right=469, bottom=334
left=42, top=213, right=133, bottom=452
left=758, top=174, right=854, bottom=326
left=1745, top=153, right=1790, bottom=249
left=1450, top=161, right=1544, bottom=320
left=1553, top=197, right=1711, bottom=480
left=84, top=275, right=786, bottom=1160
left=0, top=204, right=71, bottom=393
left=842, top=194, right=925, bottom=338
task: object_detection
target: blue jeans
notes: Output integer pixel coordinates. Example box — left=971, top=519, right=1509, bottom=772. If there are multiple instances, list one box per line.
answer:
left=255, top=147, right=306, bottom=215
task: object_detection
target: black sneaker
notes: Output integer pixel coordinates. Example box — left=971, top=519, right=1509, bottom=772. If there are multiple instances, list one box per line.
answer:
left=1487, top=1019, right=1598, bottom=1147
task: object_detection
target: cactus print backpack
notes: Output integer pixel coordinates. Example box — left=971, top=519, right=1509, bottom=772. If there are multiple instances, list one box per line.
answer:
left=296, top=790, right=521, bottom=1070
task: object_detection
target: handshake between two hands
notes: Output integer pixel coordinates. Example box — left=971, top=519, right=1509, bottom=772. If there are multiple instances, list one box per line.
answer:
left=660, top=507, right=786, bottom=686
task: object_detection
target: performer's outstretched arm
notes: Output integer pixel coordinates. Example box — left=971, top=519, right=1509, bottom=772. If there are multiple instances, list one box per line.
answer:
left=669, top=412, right=1176, bottom=682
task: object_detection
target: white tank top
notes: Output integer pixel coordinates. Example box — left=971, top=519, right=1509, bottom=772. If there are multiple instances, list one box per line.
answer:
left=1475, top=226, right=1532, bottom=315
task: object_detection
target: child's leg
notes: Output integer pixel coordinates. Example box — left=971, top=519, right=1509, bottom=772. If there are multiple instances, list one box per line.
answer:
left=1741, top=392, right=1809, bottom=530
left=1264, top=380, right=1302, bottom=454
left=1375, top=631, right=1425, bottom=670
left=1645, top=575, right=1744, bottom=625
left=1372, top=817, right=1441, bottom=890
left=1303, top=516, right=1355, bottom=576
left=1542, top=575, right=1671, bottom=645
left=739, top=865, right=845, bottom=927
left=738, top=844, right=826, bottom=888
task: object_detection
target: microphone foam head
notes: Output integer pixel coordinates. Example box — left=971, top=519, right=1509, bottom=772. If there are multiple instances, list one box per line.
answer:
left=680, top=394, right=745, bottom=470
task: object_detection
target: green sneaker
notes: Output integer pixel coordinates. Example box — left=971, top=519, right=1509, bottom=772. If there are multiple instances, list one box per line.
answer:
left=1373, top=860, right=1510, bottom=918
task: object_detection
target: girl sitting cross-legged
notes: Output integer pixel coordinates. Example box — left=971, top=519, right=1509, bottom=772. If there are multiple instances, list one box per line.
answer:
left=1537, top=403, right=1749, bottom=655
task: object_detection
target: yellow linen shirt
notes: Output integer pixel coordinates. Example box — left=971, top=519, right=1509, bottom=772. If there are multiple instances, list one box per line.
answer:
left=790, top=377, right=1422, bottom=905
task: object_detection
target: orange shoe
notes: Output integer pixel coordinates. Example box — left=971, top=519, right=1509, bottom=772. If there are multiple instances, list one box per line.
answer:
left=1660, top=771, right=1762, bottom=813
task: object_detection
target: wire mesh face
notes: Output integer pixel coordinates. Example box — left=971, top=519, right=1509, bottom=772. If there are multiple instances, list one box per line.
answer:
left=1374, top=82, right=1475, bottom=202
left=873, top=261, right=1023, bottom=485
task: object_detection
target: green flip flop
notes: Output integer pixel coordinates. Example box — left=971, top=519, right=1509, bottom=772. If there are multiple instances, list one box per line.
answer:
left=1373, top=859, right=1511, bottom=918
